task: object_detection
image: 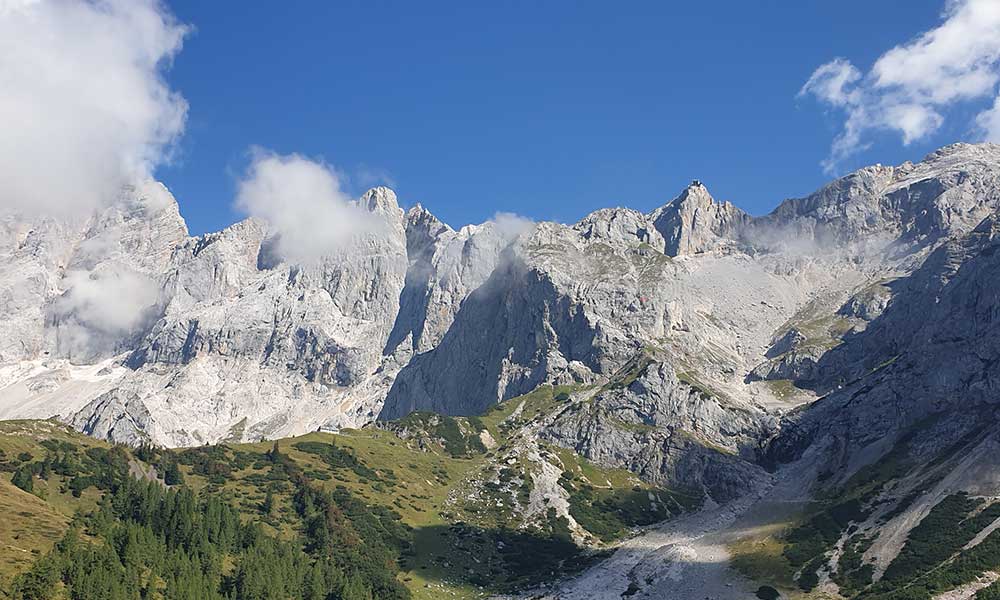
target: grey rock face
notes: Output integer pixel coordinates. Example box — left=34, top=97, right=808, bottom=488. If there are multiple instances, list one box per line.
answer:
left=381, top=249, right=601, bottom=419
left=379, top=198, right=817, bottom=422
left=0, top=184, right=530, bottom=446
left=0, top=181, right=187, bottom=365
left=837, top=281, right=892, bottom=321
left=575, top=207, right=665, bottom=248
left=384, top=205, right=516, bottom=357
left=773, top=212, right=1000, bottom=454
left=382, top=146, right=1000, bottom=424
left=72, top=187, right=410, bottom=445
left=766, top=328, right=807, bottom=359
left=541, top=359, right=775, bottom=502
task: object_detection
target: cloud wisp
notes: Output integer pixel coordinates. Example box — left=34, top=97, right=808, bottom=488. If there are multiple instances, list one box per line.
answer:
left=800, top=0, right=1000, bottom=173
left=235, top=150, right=386, bottom=266
left=51, top=265, right=160, bottom=359
left=489, top=211, right=536, bottom=242
left=0, top=0, right=189, bottom=218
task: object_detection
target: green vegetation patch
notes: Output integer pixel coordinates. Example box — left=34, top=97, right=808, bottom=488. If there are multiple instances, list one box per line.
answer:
left=293, top=440, right=393, bottom=483
left=882, top=493, right=1000, bottom=584
left=755, top=585, right=781, bottom=600
left=4, top=395, right=685, bottom=600
left=730, top=527, right=799, bottom=592
left=478, top=384, right=579, bottom=436
left=761, top=379, right=804, bottom=401
left=773, top=297, right=855, bottom=355
left=603, top=352, right=655, bottom=391
left=783, top=496, right=868, bottom=585
left=3, top=427, right=412, bottom=600
left=405, top=520, right=604, bottom=593
left=834, top=533, right=876, bottom=596
left=745, top=419, right=927, bottom=593
left=565, top=481, right=673, bottom=542
left=676, top=370, right=728, bottom=400
left=553, top=448, right=699, bottom=543
left=858, top=495, right=1000, bottom=600
left=12, top=476, right=408, bottom=600
left=392, top=412, right=487, bottom=458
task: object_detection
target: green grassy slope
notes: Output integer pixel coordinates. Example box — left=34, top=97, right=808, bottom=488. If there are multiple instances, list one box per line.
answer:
left=0, top=385, right=697, bottom=600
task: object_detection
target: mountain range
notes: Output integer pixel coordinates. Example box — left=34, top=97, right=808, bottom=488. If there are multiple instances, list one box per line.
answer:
left=3, top=142, right=1000, bottom=599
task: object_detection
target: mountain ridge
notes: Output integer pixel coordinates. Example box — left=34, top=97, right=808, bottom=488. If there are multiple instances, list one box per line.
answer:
left=3, top=142, right=1000, bottom=599
left=2, top=143, right=999, bottom=448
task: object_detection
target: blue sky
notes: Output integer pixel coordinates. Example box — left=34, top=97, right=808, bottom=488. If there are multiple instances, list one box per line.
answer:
left=155, top=1, right=973, bottom=235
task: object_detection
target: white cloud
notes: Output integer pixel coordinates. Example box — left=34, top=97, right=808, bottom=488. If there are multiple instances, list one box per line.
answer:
left=490, top=211, right=535, bottom=242
left=51, top=265, right=159, bottom=358
left=976, top=95, right=1000, bottom=140
left=800, top=58, right=861, bottom=108
left=800, top=0, right=1000, bottom=172
left=0, top=0, right=188, bottom=217
left=235, top=150, right=385, bottom=265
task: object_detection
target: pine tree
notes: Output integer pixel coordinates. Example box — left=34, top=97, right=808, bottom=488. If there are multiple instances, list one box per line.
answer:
left=342, top=574, right=372, bottom=600
left=304, top=562, right=325, bottom=600
left=163, top=460, right=183, bottom=486
left=12, top=465, right=34, bottom=492
left=261, top=489, right=275, bottom=516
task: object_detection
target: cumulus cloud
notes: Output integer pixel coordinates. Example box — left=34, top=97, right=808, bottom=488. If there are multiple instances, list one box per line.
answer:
left=235, top=150, right=385, bottom=265
left=801, top=59, right=862, bottom=109
left=51, top=265, right=159, bottom=359
left=490, top=211, right=535, bottom=242
left=800, top=0, right=1000, bottom=173
left=0, top=0, right=188, bottom=217
left=977, top=95, right=1000, bottom=140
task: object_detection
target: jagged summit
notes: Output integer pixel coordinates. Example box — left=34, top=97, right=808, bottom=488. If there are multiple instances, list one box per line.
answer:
left=649, top=180, right=750, bottom=256
left=360, top=185, right=402, bottom=216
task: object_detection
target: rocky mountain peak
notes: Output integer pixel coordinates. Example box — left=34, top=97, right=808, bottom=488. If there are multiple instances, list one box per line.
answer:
left=360, top=186, right=403, bottom=219
left=921, top=140, right=1000, bottom=163
left=118, top=181, right=188, bottom=229
left=676, top=179, right=713, bottom=204
left=650, top=181, right=750, bottom=256
left=405, top=203, right=452, bottom=239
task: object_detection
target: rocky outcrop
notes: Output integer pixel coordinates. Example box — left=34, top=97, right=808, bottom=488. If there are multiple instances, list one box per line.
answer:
left=69, top=187, right=409, bottom=445
left=541, top=358, right=776, bottom=502
left=384, top=205, right=519, bottom=357
left=575, top=207, right=665, bottom=248
left=650, top=182, right=750, bottom=256
left=379, top=202, right=828, bottom=421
